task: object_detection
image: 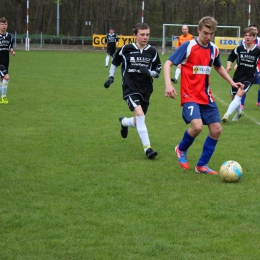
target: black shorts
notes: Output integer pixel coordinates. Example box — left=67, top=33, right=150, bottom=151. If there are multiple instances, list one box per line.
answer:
left=106, top=47, right=116, bottom=56
left=230, top=81, right=252, bottom=95
left=124, top=94, right=149, bottom=114
left=0, top=65, right=7, bottom=77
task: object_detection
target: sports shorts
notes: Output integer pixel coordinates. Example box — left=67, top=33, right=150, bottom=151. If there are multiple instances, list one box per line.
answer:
left=0, top=64, right=7, bottom=77
left=230, top=81, right=252, bottom=96
left=254, top=72, right=260, bottom=85
left=182, top=102, right=221, bottom=125
left=106, top=47, right=116, bottom=56
left=124, top=94, right=149, bottom=114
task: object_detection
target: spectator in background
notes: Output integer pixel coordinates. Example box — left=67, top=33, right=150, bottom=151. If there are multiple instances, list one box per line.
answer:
left=171, top=25, right=194, bottom=84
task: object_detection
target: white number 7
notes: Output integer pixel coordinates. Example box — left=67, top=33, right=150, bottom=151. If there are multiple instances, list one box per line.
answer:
left=188, top=106, right=194, bottom=116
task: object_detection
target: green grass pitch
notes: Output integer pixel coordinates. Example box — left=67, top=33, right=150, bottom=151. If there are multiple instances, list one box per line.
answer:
left=0, top=49, right=260, bottom=259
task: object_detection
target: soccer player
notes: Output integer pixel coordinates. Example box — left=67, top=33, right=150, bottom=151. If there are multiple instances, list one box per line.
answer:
left=222, top=27, right=260, bottom=122
left=171, top=25, right=194, bottom=84
left=0, top=17, right=15, bottom=104
left=102, top=27, right=119, bottom=68
left=104, top=23, right=161, bottom=159
left=164, top=16, right=243, bottom=174
left=240, top=24, right=260, bottom=110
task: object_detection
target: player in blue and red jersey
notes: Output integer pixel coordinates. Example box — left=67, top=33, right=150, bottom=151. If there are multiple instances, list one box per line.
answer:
left=164, top=16, right=244, bottom=175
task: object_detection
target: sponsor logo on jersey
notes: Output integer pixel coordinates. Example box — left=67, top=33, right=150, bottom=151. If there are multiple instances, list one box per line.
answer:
left=130, top=57, right=135, bottom=63
left=193, top=66, right=212, bottom=75
left=136, top=57, right=150, bottom=63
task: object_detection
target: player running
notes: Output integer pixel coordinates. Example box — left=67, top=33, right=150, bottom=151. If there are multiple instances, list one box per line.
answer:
left=164, top=16, right=243, bottom=174
left=222, top=27, right=260, bottom=122
left=0, top=17, right=15, bottom=104
left=104, top=23, right=161, bottom=159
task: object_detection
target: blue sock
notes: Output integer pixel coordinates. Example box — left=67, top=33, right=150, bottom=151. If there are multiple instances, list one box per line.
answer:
left=179, top=130, right=195, bottom=151
left=241, top=93, right=246, bottom=106
left=258, top=90, right=260, bottom=103
left=197, top=136, right=218, bottom=166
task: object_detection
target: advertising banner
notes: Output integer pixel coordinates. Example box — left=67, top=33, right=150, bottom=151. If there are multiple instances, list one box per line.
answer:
left=92, top=34, right=136, bottom=48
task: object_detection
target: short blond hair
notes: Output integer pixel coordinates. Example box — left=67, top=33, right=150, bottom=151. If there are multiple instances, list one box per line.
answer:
left=198, top=16, right=218, bottom=32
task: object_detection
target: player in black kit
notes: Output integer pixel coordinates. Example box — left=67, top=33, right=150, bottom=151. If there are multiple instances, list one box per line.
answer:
left=102, top=27, right=119, bottom=68
left=0, top=17, right=15, bottom=104
left=104, top=23, right=161, bottom=159
left=222, top=27, right=260, bottom=122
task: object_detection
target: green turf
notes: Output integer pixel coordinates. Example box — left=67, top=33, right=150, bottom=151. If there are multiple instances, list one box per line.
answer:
left=0, top=50, right=259, bottom=260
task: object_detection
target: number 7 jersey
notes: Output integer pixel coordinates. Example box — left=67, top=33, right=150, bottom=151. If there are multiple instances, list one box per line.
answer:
left=168, top=39, right=222, bottom=105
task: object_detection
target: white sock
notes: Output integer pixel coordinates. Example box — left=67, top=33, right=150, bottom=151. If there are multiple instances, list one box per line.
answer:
left=2, top=79, right=8, bottom=97
left=0, top=81, right=2, bottom=97
left=175, top=67, right=181, bottom=80
left=122, top=117, right=135, bottom=128
left=227, top=95, right=241, bottom=115
left=135, top=115, right=150, bottom=151
left=105, top=56, right=109, bottom=66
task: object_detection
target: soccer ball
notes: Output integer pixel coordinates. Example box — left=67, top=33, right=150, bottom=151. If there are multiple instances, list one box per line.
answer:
left=220, top=160, right=243, bottom=182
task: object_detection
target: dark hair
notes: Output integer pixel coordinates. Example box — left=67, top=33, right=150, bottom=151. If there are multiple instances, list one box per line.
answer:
left=244, top=27, right=256, bottom=37
left=0, top=17, right=7, bottom=23
left=249, top=24, right=258, bottom=29
left=133, top=23, right=150, bottom=35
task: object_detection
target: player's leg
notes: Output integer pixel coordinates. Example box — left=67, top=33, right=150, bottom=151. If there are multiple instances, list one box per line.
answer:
left=120, top=95, right=157, bottom=159
left=257, top=84, right=260, bottom=107
left=240, top=93, right=246, bottom=110
left=175, top=103, right=202, bottom=169
left=0, top=67, right=9, bottom=104
left=195, top=103, right=220, bottom=175
left=172, top=64, right=181, bottom=83
left=254, top=72, right=260, bottom=107
left=105, top=54, right=110, bottom=67
left=134, top=102, right=157, bottom=159
left=222, top=83, right=251, bottom=122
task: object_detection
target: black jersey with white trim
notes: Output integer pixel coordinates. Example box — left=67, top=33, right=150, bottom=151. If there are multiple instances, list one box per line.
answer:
left=228, top=43, right=260, bottom=83
left=112, top=43, right=161, bottom=101
left=105, top=33, right=118, bottom=49
left=0, top=32, right=13, bottom=68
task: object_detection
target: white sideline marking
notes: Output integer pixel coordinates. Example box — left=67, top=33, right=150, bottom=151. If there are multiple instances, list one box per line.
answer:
left=215, top=95, right=260, bottom=126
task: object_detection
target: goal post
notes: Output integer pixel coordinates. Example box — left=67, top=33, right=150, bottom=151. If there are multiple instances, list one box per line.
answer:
left=162, top=24, right=241, bottom=55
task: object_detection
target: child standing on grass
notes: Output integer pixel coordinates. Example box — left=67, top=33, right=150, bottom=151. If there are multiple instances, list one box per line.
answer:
left=0, top=17, right=15, bottom=104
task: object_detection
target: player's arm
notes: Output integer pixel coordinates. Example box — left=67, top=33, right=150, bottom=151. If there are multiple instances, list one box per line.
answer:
left=164, top=60, right=178, bottom=99
left=226, top=61, right=233, bottom=72
left=102, top=36, right=107, bottom=50
left=104, top=48, right=122, bottom=88
left=10, top=48, right=15, bottom=56
left=149, top=51, right=161, bottom=78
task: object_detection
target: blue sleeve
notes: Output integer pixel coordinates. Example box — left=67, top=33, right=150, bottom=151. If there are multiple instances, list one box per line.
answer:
left=213, top=54, right=222, bottom=67
left=167, top=41, right=190, bottom=66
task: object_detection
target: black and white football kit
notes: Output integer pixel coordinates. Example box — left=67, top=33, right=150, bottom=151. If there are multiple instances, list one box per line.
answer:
left=0, top=32, right=13, bottom=76
left=228, top=43, right=260, bottom=95
left=111, top=43, right=161, bottom=110
left=105, top=33, right=118, bottom=56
